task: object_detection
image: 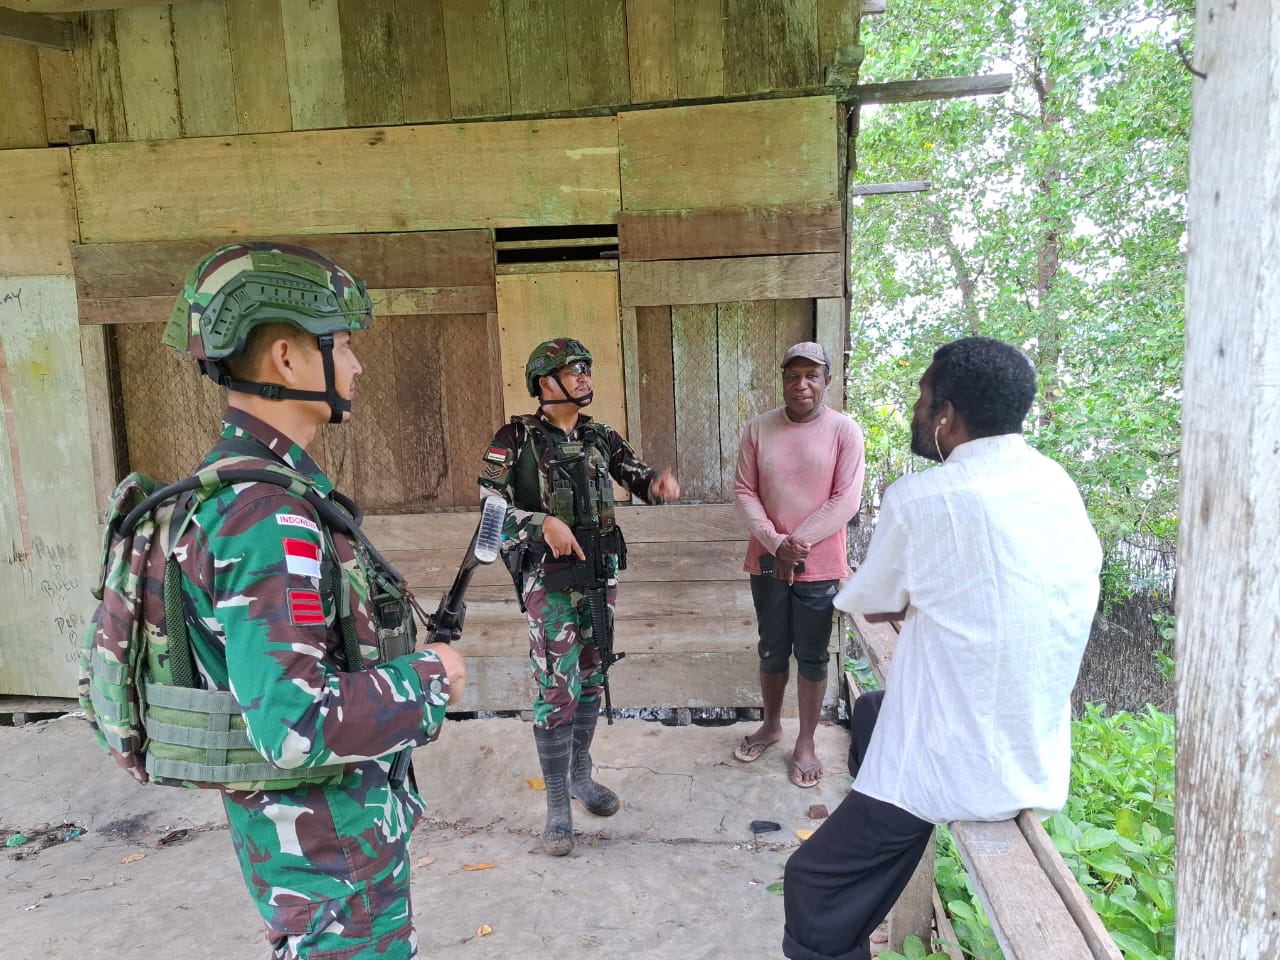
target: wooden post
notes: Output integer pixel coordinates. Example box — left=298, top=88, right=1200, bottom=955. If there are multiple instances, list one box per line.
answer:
left=1180, top=1, right=1280, bottom=956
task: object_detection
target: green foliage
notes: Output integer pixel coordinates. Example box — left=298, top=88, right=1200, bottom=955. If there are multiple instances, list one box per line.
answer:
left=847, top=0, right=1192, bottom=585
left=1049, top=703, right=1175, bottom=959
left=931, top=704, right=1175, bottom=960
left=878, top=935, right=953, bottom=960
left=843, top=654, right=882, bottom=692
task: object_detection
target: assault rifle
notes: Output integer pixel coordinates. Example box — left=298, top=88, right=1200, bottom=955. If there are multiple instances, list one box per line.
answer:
left=388, top=495, right=507, bottom=789
left=539, top=455, right=627, bottom=723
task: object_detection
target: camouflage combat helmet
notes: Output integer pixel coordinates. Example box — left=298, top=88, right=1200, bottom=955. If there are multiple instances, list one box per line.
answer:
left=162, top=242, right=374, bottom=423
left=525, top=338, right=592, bottom=397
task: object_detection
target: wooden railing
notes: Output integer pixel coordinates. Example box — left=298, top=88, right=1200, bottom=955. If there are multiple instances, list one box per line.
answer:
left=842, top=612, right=1124, bottom=960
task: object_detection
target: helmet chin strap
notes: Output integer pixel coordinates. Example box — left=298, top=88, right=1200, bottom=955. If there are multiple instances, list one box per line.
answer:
left=208, top=334, right=349, bottom=424
left=539, top=371, right=593, bottom=408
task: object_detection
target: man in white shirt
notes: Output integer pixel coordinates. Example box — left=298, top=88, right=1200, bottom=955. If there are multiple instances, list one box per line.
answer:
left=781, top=337, right=1101, bottom=960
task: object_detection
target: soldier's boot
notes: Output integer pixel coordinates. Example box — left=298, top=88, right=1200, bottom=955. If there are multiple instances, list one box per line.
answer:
left=534, top=724, right=575, bottom=856
left=569, top=699, right=621, bottom=817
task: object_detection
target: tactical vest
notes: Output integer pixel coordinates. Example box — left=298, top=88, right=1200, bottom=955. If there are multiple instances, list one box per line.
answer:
left=511, top=415, right=617, bottom=533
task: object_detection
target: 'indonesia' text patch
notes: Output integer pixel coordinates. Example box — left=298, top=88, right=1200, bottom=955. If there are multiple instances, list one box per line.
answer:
left=283, top=538, right=322, bottom=579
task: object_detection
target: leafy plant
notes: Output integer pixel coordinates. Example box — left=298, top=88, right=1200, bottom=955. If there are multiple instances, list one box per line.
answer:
left=879, top=935, right=953, bottom=960
left=929, top=705, right=1175, bottom=960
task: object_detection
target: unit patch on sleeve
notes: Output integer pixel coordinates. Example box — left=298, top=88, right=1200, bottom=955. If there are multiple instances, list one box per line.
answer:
left=287, top=588, right=325, bottom=626
left=283, top=538, right=322, bottom=579
left=484, top=445, right=509, bottom=464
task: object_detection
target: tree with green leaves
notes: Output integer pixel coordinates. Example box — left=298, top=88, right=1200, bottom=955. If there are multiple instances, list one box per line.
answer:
left=848, top=0, right=1192, bottom=588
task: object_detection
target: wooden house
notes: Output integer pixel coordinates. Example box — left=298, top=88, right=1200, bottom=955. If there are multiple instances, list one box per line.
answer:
left=0, top=0, right=882, bottom=711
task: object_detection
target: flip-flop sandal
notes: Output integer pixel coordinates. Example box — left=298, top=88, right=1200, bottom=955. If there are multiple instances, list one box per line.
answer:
left=791, top=759, right=823, bottom=788
left=733, top=736, right=777, bottom=763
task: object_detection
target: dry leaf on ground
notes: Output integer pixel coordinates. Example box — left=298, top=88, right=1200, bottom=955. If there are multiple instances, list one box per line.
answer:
left=477, top=924, right=493, bottom=937
left=121, top=853, right=146, bottom=864
left=794, top=828, right=815, bottom=841
left=462, top=862, right=496, bottom=871
left=526, top=777, right=545, bottom=791
left=416, top=856, right=435, bottom=868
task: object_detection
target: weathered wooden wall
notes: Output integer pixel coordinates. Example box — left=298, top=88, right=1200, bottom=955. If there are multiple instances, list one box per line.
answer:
left=0, top=0, right=863, bottom=147
left=0, top=149, right=102, bottom=696
left=0, top=2, right=861, bottom=701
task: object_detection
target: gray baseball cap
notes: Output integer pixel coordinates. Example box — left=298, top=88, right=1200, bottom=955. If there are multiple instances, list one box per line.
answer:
left=781, top=341, right=831, bottom=368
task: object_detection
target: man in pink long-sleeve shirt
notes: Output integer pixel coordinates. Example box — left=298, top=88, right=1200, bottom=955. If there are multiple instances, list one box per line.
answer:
left=732, top=342, right=865, bottom=787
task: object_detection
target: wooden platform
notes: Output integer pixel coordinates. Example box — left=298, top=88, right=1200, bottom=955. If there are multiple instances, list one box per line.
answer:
left=371, top=502, right=828, bottom=715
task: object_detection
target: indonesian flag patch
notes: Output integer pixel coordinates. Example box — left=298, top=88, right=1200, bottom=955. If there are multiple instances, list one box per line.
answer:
left=288, top=588, right=325, bottom=626
left=484, top=445, right=508, bottom=464
left=283, top=538, right=322, bottom=579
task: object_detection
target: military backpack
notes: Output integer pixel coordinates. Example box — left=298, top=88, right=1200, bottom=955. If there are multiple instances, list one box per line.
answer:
left=79, top=454, right=411, bottom=790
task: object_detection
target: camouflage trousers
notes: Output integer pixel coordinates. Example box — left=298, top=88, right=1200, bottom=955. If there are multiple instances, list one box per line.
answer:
left=523, top=569, right=618, bottom=729
left=223, top=762, right=426, bottom=959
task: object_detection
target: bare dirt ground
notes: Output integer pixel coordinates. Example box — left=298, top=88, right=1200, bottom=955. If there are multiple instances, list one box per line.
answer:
left=1, top=713, right=858, bottom=960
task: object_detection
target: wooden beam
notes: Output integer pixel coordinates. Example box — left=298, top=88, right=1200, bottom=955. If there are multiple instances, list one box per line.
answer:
left=4, top=1, right=196, bottom=10
left=1180, top=4, right=1280, bottom=955
left=619, top=96, right=839, bottom=212
left=70, top=118, right=620, bottom=243
left=850, top=181, right=932, bottom=196
left=620, top=254, right=843, bottom=306
left=1016, top=812, right=1125, bottom=960
left=0, top=8, right=71, bottom=49
left=849, top=74, right=1013, bottom=104
left=618, top=204, right=843, bottom=261
left=950, top=819, right=1094, bottom=958
left=72, top=231, right=494, bottom=298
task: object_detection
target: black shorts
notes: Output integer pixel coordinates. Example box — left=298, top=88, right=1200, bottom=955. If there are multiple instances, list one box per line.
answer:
left=749, top=575, right=838, bottom=682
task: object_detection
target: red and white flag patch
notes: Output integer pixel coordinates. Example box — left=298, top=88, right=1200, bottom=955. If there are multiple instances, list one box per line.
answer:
left=283, top=538, right=322, bottom=579
left=288, top=588, right=325, bottom=626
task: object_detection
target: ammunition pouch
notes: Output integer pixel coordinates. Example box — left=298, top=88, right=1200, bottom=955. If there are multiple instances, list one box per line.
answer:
left=371, top=574, right=415, bottom=662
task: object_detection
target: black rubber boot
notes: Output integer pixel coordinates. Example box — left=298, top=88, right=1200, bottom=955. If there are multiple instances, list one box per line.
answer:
left=533, top=724, right=575, bottom=856
left=570, top=699, right=621, bottom=817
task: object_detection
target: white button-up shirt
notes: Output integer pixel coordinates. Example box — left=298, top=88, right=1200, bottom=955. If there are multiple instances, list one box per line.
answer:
left=835, top=434, right=1102, bottom=823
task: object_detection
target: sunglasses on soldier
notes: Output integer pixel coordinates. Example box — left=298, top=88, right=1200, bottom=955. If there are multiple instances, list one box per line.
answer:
left=560, top=360, right=592, bottom=378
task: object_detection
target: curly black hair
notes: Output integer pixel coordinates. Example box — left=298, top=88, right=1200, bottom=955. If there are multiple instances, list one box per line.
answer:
left=928, top=337, right=1036, bottom=437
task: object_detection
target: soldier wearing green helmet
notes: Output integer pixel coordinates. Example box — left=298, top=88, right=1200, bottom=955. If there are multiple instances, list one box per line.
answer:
left=479, top=337, right=680, bottom=856
left=162, top=241, right=467, bottom=959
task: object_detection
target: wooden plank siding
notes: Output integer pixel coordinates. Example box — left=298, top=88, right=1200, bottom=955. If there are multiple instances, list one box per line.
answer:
left=0, top=276, right=102, bottom=697
left=618, top=96, right=839, bottom=212
left=226, top=0, right=293, bottom=133
left=71, top=230, right=496, bottom=317
left=0, top=148, right=77, bottom=276
left=365, top=502, right=815, bottom=714
left=113, top=4, right=180, bottom=142
left=0, top=39, right=48, bottom=149
left=69, top=116, right=622, bottom=242
left=494, top=269, right=627, bottom=437
left=620, top=253, right=843, bottom=306
left=618, top=204, right=843, bottom=261
left=1, top=2, right=862, bottom=151
left=172, top=1, right=239, bottom=138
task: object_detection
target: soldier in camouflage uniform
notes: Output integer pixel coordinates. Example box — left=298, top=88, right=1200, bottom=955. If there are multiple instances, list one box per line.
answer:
left=478, top=338, right=679, bottom=855
left=161, top=242, right=467, bottom=959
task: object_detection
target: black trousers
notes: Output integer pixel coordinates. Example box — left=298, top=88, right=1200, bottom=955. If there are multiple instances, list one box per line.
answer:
left=782, top=691, right=935, bottom=960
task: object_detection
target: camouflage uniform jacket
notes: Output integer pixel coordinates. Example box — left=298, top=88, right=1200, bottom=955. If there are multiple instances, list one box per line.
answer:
left=173, top=408, right=451, bottom=925
left=477, top=410, right=664, bottom=548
